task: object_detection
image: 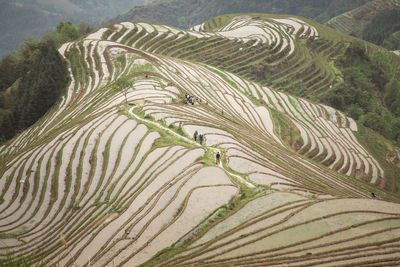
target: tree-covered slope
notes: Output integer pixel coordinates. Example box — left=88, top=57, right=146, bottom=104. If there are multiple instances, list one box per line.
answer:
left=1, top=14, right=400, bottom=266
left=0, top=22, right=97, bottom=143
left=326, top=0, right=400, bottom=39
left=362, top=8, right=400, bottom=50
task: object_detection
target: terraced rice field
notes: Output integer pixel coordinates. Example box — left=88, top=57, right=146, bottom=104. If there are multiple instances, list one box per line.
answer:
left=326, top=0, right=400, bottom=38
left=1, top=15, right=400, bottom=266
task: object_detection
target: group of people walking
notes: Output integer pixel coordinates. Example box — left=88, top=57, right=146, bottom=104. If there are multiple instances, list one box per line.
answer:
left=193, top=130, right=204, bottom=145
left=184, top=93, right=196, bottom=105
left=184, top=93, right=208, bottom=105
left=193, top=130, right=221, bottom=165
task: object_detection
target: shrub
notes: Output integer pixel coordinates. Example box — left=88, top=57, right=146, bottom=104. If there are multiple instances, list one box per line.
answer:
left=327, top=94, right=344, bottom=110
left=347, top=104, right=363, bottom=120
left=360, top=112, right=391, bottom=138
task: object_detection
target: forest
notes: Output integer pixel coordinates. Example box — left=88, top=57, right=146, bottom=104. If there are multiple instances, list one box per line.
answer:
left=0, top=22, right=91, bottom=142
left=362, top=8, right=400, bottom=50
left=324, top=41, right=400, bottom=144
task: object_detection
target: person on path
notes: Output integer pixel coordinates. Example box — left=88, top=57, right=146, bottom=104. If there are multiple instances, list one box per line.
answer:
left=184, top=93, right=189, bottom=104
left=194, top=130, right=198, bottom=141
left=216, top=152, right=221, bottom=165
left=199, top=134, right=203, bottom=145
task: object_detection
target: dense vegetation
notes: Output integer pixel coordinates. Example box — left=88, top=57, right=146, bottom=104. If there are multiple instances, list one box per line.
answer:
left=0, top=0, right=148, bottom=57
left=326, top=0, right=400, bottom=44
left=363, top=8, right=400, bottom=50
left=324, top=41, right=400, bottom=144
left=0, top=22, right=92, bottom=142
left=111, top=0, right=371, bottom=29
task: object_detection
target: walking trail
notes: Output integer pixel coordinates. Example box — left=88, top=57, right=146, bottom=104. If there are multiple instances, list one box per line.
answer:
left=129, top=106, right=255, bottom=188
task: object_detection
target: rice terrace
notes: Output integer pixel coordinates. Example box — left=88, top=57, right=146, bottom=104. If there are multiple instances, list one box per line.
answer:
left=1, top=13, right=400, bottom=266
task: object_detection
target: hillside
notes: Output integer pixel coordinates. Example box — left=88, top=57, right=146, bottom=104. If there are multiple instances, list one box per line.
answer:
left=111, top=0, right=400, bottom=50
left=326, top=0, right=400, bottom=39
left=1, top=14, right=400, bottom=266
left=0, top=0, right=149, bottom=58
left=110, top=0, right=371, bottom=30
left=111, top=13, right=400, bottom=148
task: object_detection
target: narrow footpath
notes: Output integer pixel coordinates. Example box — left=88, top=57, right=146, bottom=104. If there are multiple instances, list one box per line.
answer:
left=128, top=106, right=255, bottom=188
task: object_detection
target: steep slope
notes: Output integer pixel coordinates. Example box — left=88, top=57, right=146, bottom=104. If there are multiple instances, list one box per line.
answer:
left=326, top=0, right=400, bottom=38
left=106, top=13, right=400, bottom=174
left=1, top=15, right=400, bottom=266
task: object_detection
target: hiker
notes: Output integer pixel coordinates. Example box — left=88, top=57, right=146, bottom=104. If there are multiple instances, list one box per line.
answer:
left=216, top=152, right=221, bottom=165
left=193, top=130, right=198, bottom=141
left=199, top=134, right=203, bottom=145
left=189, top=96, right=194, bottom=105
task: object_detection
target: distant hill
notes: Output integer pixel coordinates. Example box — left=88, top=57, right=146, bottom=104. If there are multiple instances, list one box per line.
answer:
left=0, top=0, right=149, bottom=58
left=110, top=0, right=371, bottom=30
left=362, top=6, right=400, bottom=50
left=326, top=0, right=400, bottom=39
left=111, top=0, right=400, bottom=49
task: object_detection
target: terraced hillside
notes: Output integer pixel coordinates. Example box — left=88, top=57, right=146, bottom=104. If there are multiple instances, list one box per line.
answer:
left=326, top=0, right=400, bottom=38
left=102, top=15, right=340, bottom=99
left=1, top=15, right=400, bottom=266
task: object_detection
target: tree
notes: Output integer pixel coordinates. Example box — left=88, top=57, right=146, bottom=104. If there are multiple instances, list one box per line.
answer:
left=360, top=112, right=391, bottom=138
left=0, top=93, right=5, bottom=108
left=0, top=111, right=15, bottom=140
left=371, top=50, right=392, bottom=79
left=327, top=94, right=344, bottom=110
left=384, top=78, right=400, bottom=116
left=0, top=53, right=20, bottom=91
left=341, top=41, right=368, bottom=67
left=392, top=118, right=400, bottom=144
left=77, top=21, right=92, bottom=37
left=13, top=37, right=69, bottom=129
left=113, top=77, right=133, bottom=104
left=56, top=21, right=79, bottom=43
left=347, top=104, right=363, bottom=120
